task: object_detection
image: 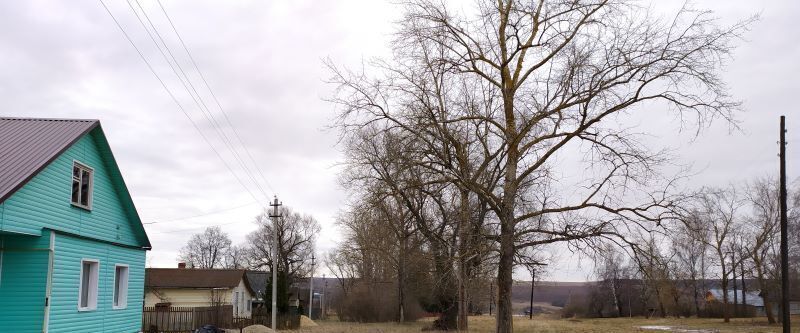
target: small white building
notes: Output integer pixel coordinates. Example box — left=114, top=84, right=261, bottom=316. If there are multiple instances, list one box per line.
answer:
left=145, top=267, right=255, bottom=318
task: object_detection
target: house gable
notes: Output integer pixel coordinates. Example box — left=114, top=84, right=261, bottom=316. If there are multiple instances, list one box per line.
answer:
left=0, top=126, right=150, bottom=248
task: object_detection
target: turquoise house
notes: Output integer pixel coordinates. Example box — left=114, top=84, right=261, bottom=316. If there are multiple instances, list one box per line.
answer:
left=0, top=118, right=151, bottom=332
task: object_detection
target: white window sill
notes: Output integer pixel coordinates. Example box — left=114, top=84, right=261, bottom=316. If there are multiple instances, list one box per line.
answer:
left=78, top=307, right=97, bottom=312
left=71, top=203, right=92, bottom=211
left=113, top=305, right=127, bottom=310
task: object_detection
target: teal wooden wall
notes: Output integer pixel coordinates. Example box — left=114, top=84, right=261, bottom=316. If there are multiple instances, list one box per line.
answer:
left=0, top=233, right=50, bottom=332
left=0, top=128, right=145, bottom=247
left=48, top=233, right=145, bottom=333
left=0, top=126, right=149, bottom=332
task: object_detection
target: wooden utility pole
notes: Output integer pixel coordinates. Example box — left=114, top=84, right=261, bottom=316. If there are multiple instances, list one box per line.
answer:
left=779, top=116, right=790, bottom=333
left=526, top=262, right=546, bottom=320
left=269, top=196, right=282, bottom=330
left=309, top=253, right=315, bottom=319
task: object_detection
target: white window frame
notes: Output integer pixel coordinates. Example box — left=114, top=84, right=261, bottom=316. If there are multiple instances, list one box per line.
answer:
left=112, top=264, right=129, bottom=310
left=234, top=291, right=240, bottom=316
left=71, top=161, right=94, bottom=210
left=78, top=259, right=99, bottom=311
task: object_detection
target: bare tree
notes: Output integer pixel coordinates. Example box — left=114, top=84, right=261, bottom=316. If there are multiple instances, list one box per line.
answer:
left=178, top=226, right=233, bottom=269
left=224, top=245, right=249, bottom=269
left=673, top=209, right=710, bottom=316
left=594, top=244, right=629, bottom=317
left=744, top=177, right=787, bottom=323
left=246, top=206, right=320, bottom=281
left=695, top=186, right=742, bottom=323
left=329, top=0, right=750, bottom=330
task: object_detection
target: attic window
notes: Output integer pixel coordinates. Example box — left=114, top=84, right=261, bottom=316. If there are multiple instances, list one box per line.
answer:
left=71, top=162, right=93, bottom=210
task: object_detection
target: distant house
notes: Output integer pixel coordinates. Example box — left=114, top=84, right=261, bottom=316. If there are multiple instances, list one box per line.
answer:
left=145, top=267, right=255, bottom=318
left=246, top=270, right=270, bottom=306
left=705, top=289, right=765, bottom=316
left=0, top=117, right=152, bottom=332
left=705, top=288, right=800, bottom=317
left=246, top=271, right=316, bottom=316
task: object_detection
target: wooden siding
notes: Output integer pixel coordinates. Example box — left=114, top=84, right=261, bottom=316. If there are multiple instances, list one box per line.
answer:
left=0, top=130, right=143, bottom=247
left=49, top=232, right=145, bottom=333
left=0, top=233, right=51, bottom=332
left=144, top=281, right=253, bottom=317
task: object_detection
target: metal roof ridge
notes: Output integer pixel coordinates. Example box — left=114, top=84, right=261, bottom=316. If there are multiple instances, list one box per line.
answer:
left=0, top=116, right=99, bottom=122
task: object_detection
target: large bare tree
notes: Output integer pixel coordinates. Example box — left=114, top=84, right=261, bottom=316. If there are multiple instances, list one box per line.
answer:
left=330, top=0, right=750, bottom=331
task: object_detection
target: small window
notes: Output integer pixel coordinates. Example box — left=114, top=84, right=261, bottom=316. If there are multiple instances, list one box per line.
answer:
left=234, top=291, right=239, bottom=315
left=79, top=260, right=99, bottom=311
left=113, top=265, right=129, bottom=309
left=71, top=162, right=93, bottom=210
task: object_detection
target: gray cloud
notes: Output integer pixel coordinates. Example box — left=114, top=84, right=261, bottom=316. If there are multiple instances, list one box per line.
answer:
left=1, top=0, right=797, bottom=282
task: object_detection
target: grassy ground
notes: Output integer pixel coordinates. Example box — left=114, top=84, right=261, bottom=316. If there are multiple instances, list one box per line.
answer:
left=287, top=315, right=800, bottom=333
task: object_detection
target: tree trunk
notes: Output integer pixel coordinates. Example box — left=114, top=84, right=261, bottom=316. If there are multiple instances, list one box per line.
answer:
left=496, top=226, right=515, bottom=333
left=430, top=242, right=458, bottom=330
left=496, top=78, right=518, bottom=333
left=692, top=279, right=701, bottom=317
left=654, top=285, right=666, bottom=318
left=398, top=233, right=407, bottom=323
left=732, top=260, right=738, bottom=318
left=721, top=272, right=730, bottom=323
left=740, top=259, right=747, bottom=309
left=754, top=259, right=776, bottom=324
left=612, top=278, right=623, bottom=317
left=457, top=189, right=470, bottom=331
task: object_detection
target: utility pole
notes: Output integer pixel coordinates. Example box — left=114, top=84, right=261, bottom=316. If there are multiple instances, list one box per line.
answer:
left=741, top=251, right=747, bottom=308
left=269, top=196, right=282, bottom=330
left=322, top=274, right=327, bottom=319
left=309, top=253, right=315, bottom=319
left=779, top=116, right=790, bottom=333
left=527, top=263, right=546, bottom=320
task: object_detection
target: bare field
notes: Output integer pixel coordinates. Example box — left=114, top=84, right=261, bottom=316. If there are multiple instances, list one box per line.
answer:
left=286, top=316, right=800, bottom=333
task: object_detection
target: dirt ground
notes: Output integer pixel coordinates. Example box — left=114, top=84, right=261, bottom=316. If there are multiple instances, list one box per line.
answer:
left=283, top=315, right=800, bottom=333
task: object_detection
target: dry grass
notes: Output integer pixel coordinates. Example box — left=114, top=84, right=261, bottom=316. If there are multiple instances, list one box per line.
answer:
left=284, top=315, right=800, bottom=333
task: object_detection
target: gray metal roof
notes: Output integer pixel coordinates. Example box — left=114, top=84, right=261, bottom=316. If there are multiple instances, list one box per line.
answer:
left=707, top=288, right=765, bottom=307
left=0, top=117, right=98, bottom=203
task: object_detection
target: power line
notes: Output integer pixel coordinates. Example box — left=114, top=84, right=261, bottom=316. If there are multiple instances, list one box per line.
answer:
left=129, top=0, right=273, bottom=201
left=155, top=0, right=275, bottom=193
left=98, top=0, right=265, bottom=207
left=143, top=200, right=259, bottom=225
left=148, top=219, right=252, bottom=234
left=123, top=0, right=272, bottom=203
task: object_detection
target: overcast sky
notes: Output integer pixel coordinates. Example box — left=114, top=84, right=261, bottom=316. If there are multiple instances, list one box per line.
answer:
left=1, top=0, right=797, bottom=282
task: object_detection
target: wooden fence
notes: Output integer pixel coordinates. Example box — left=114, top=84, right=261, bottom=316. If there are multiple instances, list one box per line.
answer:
left=142, top=305, right=232, bottom=333
left=142, top=306, right=300, bottom=333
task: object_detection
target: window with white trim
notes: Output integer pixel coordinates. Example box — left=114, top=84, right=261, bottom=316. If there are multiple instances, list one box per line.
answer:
left=71, top=162, right=93, bottom=210
left=79, top=260, right=99, bottom=311
left=234, top=291, right=239, bottom=315
left=113, top=265, right=129, bottom=309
